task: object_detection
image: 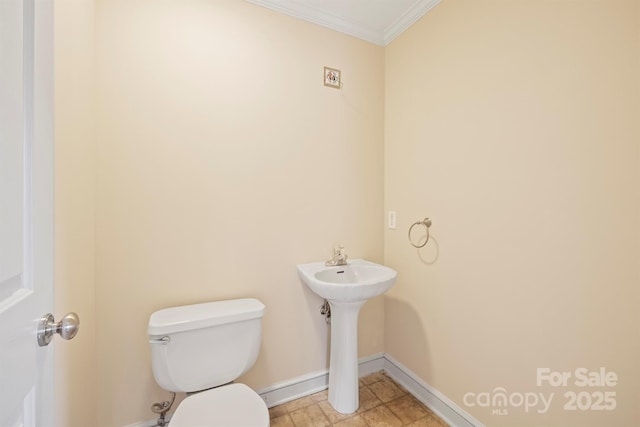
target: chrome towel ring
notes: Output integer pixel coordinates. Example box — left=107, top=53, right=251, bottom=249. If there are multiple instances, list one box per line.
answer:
left=408, top=217, right=432, bottom=248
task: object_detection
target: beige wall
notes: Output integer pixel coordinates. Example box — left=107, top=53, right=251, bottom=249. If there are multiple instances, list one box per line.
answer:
left=54, top=0, right=640, bottom=426
left=93, top=0, right=384, bottom=425
left=385, top=1, right=640, bottom=426
left=54, top=0, right=97, bottom=426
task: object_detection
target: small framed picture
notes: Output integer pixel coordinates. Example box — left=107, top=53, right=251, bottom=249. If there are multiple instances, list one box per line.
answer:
left=324, top=67, right=341, bottom=89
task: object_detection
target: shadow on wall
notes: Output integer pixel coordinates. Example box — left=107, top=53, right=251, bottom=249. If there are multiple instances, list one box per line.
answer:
left=301, top=283, right=332, bottom=371
left=407, top=219, right=440, bottom=266
left=418, top=236, right=439, bottom=266
left=384, top=296, right=431, bottom=374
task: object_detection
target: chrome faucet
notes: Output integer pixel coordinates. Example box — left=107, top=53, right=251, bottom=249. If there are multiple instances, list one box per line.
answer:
left=325, top=245, right=348, bottom=266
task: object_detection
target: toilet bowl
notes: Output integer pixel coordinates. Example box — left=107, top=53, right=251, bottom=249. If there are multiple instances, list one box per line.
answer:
left=148, top=298, right=269, bottom=427
left=170, top=384, right=268, bottom=427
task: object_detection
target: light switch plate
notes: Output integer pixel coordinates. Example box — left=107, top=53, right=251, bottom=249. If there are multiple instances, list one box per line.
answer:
left=388, top=211, right=397, bottom=230
left=324, top=67, right=341, bottom=89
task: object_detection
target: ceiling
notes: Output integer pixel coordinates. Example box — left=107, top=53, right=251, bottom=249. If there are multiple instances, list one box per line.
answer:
left=244, top=0, right=442, bottom=46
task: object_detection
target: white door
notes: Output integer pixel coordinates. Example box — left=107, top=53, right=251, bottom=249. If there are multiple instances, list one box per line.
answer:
left=0, top=0, right=57, bottom=425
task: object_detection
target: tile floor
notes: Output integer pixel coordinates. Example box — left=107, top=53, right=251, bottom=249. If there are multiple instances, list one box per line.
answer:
left=268, top=371, right=449, bottom=427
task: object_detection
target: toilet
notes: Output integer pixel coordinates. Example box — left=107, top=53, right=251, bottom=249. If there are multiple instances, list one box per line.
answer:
left=147, top=298, right=269, bottom=427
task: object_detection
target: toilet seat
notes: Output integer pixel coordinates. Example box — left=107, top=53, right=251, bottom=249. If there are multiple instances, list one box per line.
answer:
left=169, top=383, right=269, bottom=427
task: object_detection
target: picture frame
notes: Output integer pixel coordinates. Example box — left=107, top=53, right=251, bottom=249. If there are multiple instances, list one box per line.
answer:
left=324, top=67, right=341, bottom=89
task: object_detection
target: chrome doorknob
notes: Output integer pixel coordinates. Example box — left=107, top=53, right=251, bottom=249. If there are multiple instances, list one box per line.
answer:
left=37, top=312, right=80, bottom=347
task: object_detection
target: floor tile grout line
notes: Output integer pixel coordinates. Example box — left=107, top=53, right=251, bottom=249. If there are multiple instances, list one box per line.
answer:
left=269, top=371, right=449, bottom=427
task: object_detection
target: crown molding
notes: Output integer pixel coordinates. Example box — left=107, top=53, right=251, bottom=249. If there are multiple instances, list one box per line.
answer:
left=245, top=0, right=383, bottom=45
left=245, top=0, right=441, bottom=46
left=384, top=0, right=442, bottom=45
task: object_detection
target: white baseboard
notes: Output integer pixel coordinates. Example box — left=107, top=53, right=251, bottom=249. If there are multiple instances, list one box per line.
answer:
left=382, top=353, right=485, bottom=427
left=124, top=416, right=169, bottom=427
left=358, top=352, right=386, bottom=376
left=257, top=352, right=484, bottom=427
left=127, top=353, right=483, bottom=427
left=257, top=367, right=329, bottom=408
left=256, top=352, right=386, bottom=408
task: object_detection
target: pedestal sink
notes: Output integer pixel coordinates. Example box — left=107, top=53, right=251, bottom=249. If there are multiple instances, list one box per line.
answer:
left=296, top=259, right=397, bottom=414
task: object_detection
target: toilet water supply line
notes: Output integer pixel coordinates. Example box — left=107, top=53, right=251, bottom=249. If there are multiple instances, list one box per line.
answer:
left=151, top=392, right=176, bottom=427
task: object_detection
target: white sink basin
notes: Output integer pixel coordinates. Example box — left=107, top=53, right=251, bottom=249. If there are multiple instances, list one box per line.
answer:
left=297, top=259, right=397, bottom=302
left=297, top=259, right=397, bottom=414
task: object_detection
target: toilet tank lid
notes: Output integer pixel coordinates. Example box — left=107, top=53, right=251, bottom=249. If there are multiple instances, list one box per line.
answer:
left=148, top=298, right=265, bottom=336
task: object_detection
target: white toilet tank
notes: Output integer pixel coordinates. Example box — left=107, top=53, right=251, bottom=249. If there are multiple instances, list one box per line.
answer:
left=148, top=298, right=265, bottom=393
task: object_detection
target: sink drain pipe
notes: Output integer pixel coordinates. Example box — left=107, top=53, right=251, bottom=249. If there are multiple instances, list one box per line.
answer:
left=321, top=300, right=331, bottom=324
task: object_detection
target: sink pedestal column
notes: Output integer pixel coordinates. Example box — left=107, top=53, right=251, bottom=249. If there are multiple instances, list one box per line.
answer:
left=327, top=299, right=366, bottom=414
